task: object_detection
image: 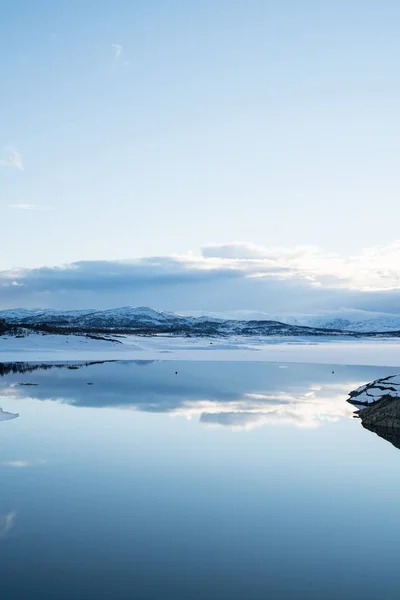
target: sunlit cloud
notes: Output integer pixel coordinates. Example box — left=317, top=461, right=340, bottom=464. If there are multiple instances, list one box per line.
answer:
left=0, top=147, right=23, bottom=170
left=200, top=242, right=400, bottom=291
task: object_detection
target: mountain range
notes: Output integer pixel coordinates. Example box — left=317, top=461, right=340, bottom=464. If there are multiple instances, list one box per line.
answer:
left=182, top=308, right=400, bottom=333
left=1, top=306, right=400, bottom=337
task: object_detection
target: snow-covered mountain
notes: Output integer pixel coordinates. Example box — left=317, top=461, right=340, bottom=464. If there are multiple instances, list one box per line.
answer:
left=0, top=306, right=181, bottom=327
left=1, top=306, right=400, bottom=335
left=0, top=308, right=95, bottom=323
left=280, top=310, right=400, bottom=332
left=0, top=306, right=349, bottom=338
left=184, top=308, right=400, bottom=333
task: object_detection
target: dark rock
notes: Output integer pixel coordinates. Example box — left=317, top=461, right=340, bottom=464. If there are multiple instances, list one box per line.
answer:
left=356, top=397, right=400, bottom=429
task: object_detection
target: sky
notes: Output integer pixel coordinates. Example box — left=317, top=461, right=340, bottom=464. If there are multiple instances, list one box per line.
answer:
left=1, top=1, right=400, bottom=312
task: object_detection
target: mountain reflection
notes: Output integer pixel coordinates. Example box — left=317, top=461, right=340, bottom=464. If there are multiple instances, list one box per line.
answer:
left=0, top=360, right=114, bottom=377
left=0, top=360, right=395, bottom=430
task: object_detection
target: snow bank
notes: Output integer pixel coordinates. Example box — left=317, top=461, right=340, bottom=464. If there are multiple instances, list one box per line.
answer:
left=1, top=333, right=400, bottom=366
left=348, top=375, right=400, bottom=405
left=0, top=408, right=19, bottom=421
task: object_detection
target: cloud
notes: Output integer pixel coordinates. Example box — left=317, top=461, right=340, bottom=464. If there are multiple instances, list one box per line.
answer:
left=112, top=44, right=123, bottom=59
left=3, top=241, right=400, bottom=311
left=8, top=204, right=55, bottom=211
left=200, top=241, right=400, bottom=291
left=0, top=257, right=240, bottom=294
left=0, top=147, right=23, bottom=170
left=0, top=511, right=16, bottom=538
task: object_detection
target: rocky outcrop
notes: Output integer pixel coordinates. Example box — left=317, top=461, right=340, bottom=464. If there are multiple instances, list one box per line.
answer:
left=356, top=397, right=400, bottom=429
left=348, top=375, right=400, bottom=448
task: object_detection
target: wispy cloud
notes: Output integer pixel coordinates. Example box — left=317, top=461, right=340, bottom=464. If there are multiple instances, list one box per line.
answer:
left=1, top=459, right=46, bottom=468
left=112, top=43, right=123, bottom=59
left=0, top=147, right=23, bottom=170
left=0, top=511, right=16, bottom=538
left=8, top=204, right=55, bottom=211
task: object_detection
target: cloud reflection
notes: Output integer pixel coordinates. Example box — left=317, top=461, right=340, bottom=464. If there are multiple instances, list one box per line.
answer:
left=0, top=511, right=16, bottom=538
left=171, top=384, right=356, bottom=430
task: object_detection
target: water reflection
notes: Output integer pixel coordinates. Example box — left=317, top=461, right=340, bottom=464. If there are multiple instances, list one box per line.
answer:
left=2, top=361, right=400, bottom=599
left=0, top=408, right=19, bottom=422
left=177, top=383, right=356, bottom=429
left=0, top=511, right=16, bottom=539
left=361, top=423, right=400, bottom=450
left=0, top=360, right=396, bottom=430
left=0, top=360, right=114, bottom=376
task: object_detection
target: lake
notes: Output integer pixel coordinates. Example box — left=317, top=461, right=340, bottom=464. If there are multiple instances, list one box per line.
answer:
left=1, top=359, right=399, bottom=599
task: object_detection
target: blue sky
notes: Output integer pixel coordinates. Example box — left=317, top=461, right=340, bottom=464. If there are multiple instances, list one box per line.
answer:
left=1, top=1, right=400, bottom=311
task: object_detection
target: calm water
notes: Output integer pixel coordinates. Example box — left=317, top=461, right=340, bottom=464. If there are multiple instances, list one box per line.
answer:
left=1, top=360, right=400, bottom=599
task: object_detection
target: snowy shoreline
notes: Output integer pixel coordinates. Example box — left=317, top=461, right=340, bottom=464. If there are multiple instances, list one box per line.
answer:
left=1, top=333, right=400, bottom=366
